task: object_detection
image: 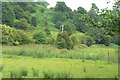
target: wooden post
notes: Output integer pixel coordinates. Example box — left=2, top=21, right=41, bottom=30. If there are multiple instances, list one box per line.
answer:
left=82, top=52, right=84, bottom=62
left=108, top=52, right=110, bottom=64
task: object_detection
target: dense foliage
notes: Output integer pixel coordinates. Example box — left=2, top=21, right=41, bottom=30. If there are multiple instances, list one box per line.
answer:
left=1, top=1, right=119, bottom=49
left=2, top=25, right=32, bottom=45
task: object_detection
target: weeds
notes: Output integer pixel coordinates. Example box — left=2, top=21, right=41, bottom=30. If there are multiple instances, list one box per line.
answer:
left=32, top=68, right=39, bottom=77
left=55, top=71, right=72, bottom=78
left=10, top=70, right=22, bottom=78
left=20, top=68, right=28, bottom=76
left=0, top=65, right=4, bottom=72
left=43, top=71, right=54, bottom=78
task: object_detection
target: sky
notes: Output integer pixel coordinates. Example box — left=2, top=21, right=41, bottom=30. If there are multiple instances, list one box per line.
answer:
left=46, top=0, right=115, bottom=11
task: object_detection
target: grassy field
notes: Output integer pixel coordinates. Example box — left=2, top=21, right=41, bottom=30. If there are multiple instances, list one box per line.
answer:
left=2, top=54, right=118, bottom=78
left=2, top=44, right=118, bottom=78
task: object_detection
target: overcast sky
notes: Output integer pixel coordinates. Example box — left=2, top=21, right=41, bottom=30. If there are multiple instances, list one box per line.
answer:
left=46, top=0, right=115, bottom=11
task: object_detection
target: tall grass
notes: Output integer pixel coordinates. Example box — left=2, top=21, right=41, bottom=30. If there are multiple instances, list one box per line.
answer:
left=2, top=44, right=118, bottom=63
left=32, top=68, right=39, bottom=77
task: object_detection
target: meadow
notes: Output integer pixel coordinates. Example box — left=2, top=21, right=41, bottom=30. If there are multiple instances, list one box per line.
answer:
left=2, top=44, right=118, bottom=78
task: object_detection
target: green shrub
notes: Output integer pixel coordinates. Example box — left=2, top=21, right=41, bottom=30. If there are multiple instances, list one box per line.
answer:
left=33, top=31, right=47, bottom=44
left=55, top=71, right=72, bottom=78
left=20, top=68, right=28, bottom=76
left=2, top=25, right=32, bottom=45
left=69, top=34, right=78, bottom=46
left=43, top=71, right=54, bottom=78
left=85, top=37, right=94, bottom=47
left=10, top=70, right=22, bottom=78
left=55, top=21, right=62, bottom=29
left=32, top=68, right=39, bottom=77
left=25, top=4, right=36, bottom=13
left=47, top=37, right=54, bottom=44
left=104, top=36, right=111, bottom=46
left=41, top=7, right=45, bottom=13
left=44, top=27, right=51, bottom=37
left=19, top=18, right=29, bottom=30
left=56, top=31, right=73, bottom=50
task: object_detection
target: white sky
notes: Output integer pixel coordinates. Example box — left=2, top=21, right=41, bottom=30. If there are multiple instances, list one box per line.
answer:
left=46, top=0, right=115, bottom=11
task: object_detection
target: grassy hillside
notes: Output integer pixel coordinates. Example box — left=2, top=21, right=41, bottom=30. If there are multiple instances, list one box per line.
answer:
left=31, top=5, right=58, bottom=31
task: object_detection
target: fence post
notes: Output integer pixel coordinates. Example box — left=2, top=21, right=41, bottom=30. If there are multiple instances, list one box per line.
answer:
left=108, top=52, right=110, bottom=64
left=82, top=52, right=84, bottom=62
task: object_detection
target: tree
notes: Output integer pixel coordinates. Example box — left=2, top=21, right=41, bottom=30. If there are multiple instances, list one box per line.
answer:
left=85, top=37, right=94, bottom=47
left=80, top=1, right=119, bottom=35
left=91, top=3, right=99, bottom=11
left=36, top=1, right=49, bottom=7
left=77, top=7, right=87, bottom=14
left=44, top=27, right=51, bottom=37
left=55, top=2, right=71, bottom=12
left=73, top=13, right=87, bottom=32
left=2, top=2, right=15, bottom=27
left=2, top=25, right=32, bottom=45
left=64, top=20, right=76, bottom=35
left=19, top=18, right=29, bottom=30
left=25, top=4, right=36, bottom=13
left=33, top=31, right=47, bottom=44
left=53, top=11, right=67, bottom=24
left=13, top=5, right=26, bottom=19
left=31, top=16, right=37, bottom=27
left=55, top=21, right=62, bottom=29
left=69, top=34, right=78, bottom=46
left=56, top=31, right=73, bottom=50
left=41, top=7, right=45, bottom=13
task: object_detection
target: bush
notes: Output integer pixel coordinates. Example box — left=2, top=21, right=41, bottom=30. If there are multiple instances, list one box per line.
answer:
left=25, top=4, right=36, bottom=13
left=41, top=7, right=45, bottom=13
left=104, top=36, right=110, bottom=46
left=56, top=31, right=73, bottom=50
left=47, top=37, right=54, bottom=44
left=10, top=70, right=22, bottom=78
left=85, top=37, right=94, bottom=47
left=33, top=31, right=47, bottom=44
left=32, top=68, right=39, bottom=77
left=64, top=21, right=76, bottom=35
left=2, top=25, right=32, bottom=45
left=18, top=18, right=29, bottom=30
left=69, top=34, right=78, bottom=46
left=55, top=21, right=62, bottom=29
left=20, top=68, right=28, bottom=76
left=44, top=27, right=51, bottom=37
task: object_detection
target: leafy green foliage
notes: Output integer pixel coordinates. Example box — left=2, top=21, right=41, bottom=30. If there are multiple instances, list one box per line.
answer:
left=73, top=13, right=87, bottom=32
left=85, top=37, right=94, bottom=47
left=13, top=5, right=26, bottom=19
left=55, top=21, right=62, bottom=29
left=41, top=7, right=45, bottom=13
left=64, top=20, right=76, bottom=35
left=19, top=18, right=29, bottom=30
left=76, top=7, right=87, bottom=14
left=56, top=31, right=73, bottom=50
left=44, top=27, right=51, bottom=37
left=86, top=27, right=111, bottom=46
left=69, top=34, right=78, bottom=46
left=33, top=31, right=47, bottom=44
left=2, top=2, right=15, bottom=27
left=25, top=4, right=36, bottom=13
left=80, top=2, right=119, bottom=35
left=2, top=25, right=32, bottom=45
left=31, top=16, right=37, bottom=27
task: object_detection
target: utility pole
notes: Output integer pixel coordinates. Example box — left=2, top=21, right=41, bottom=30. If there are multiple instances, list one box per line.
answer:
left=62, top=23, right=64, bottom=32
